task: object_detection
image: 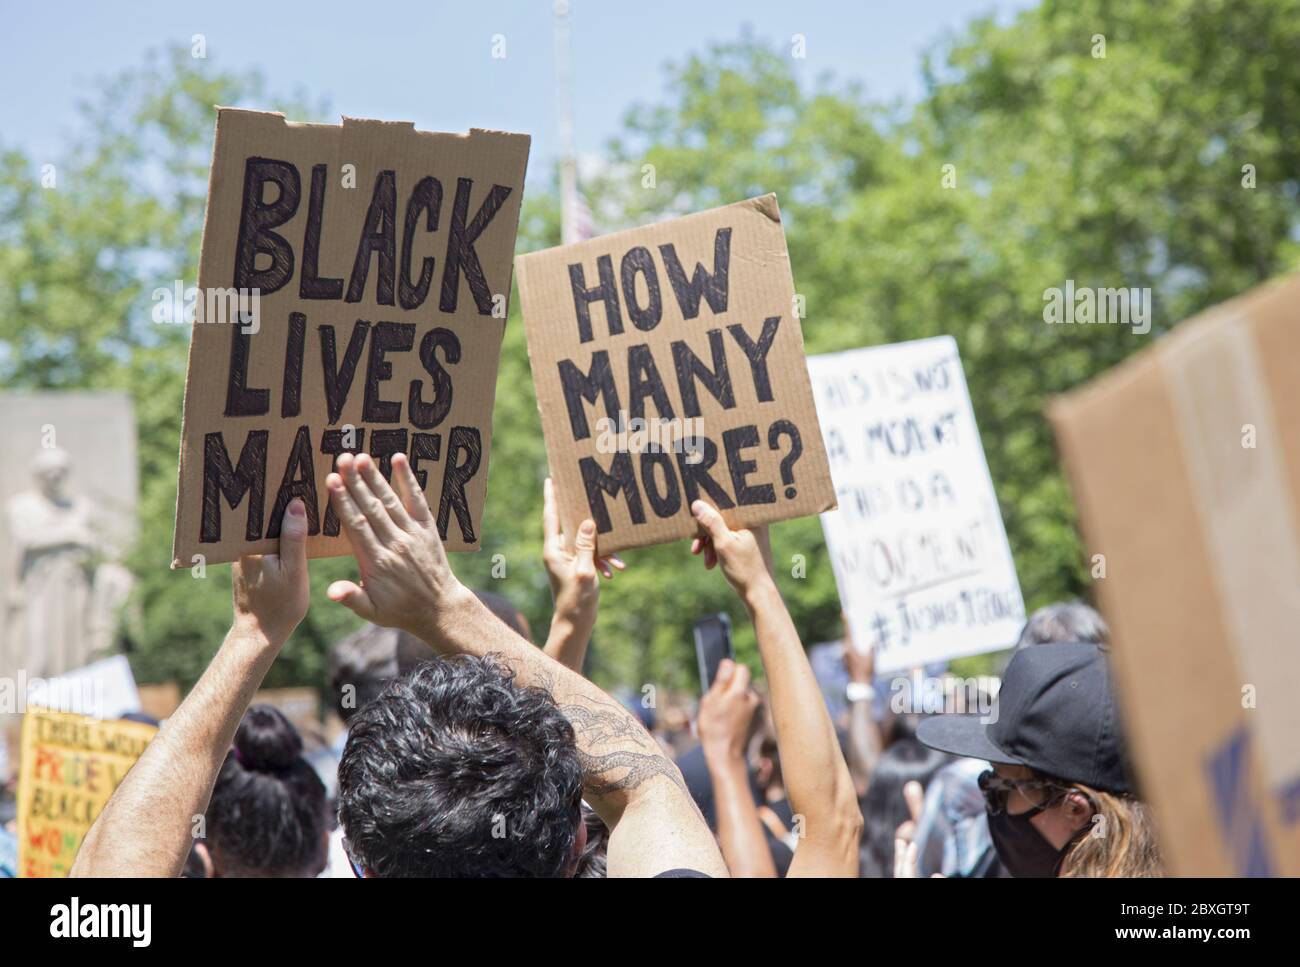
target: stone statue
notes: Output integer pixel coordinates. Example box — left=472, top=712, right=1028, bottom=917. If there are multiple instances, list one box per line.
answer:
left=3, top=447, right=132, bottom=678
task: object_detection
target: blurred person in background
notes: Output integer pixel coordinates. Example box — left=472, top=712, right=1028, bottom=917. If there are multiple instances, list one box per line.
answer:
left=195, top=704, right=329, bottom=878
left=857, top=738, right=951, bottom=877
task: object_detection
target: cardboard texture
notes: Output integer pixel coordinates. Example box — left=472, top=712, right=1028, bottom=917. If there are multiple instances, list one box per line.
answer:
left=16, top=708, right=157, bottom=877
left=808, top=337, right=1025, bottom=674
left=515, top=195, right=835, bottom=552
left=1049, top=273, right=1300, bottom=876
left=173, top=109, right=530, bottom=567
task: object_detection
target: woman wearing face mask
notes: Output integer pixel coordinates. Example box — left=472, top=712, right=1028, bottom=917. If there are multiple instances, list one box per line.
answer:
left=916, top=640, right=1163, bottom=877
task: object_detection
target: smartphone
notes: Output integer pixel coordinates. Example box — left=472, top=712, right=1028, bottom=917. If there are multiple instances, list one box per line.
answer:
left=693, top=613, right=734, bottom=692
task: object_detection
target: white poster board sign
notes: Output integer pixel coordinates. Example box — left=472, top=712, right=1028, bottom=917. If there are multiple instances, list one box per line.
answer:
left=24, top=654, right=142, bottom=720
left=808, top=336, right=1025, bottom=673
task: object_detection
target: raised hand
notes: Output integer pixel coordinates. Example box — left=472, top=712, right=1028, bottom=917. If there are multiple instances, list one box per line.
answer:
left=231, top=497, right=309, bottom=647
left=541, top=477, right=623, bottom=614
left=689, top=500, right=774, bottom=595
left=325, top=451, right=474, bottom=640
left=697, top=658, right=760, bottom=763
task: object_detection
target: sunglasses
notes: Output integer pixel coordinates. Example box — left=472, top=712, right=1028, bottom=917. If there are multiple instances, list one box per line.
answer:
left=977, top=769, right=1071, bottom=815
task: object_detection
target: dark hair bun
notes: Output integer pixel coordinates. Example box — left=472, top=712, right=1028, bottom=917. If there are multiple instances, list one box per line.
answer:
left=233, top=705, right=303, bottom=772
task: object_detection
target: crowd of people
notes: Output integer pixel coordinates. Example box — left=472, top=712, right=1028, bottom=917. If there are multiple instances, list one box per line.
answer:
left=70, top=451, right=1162, bottom=878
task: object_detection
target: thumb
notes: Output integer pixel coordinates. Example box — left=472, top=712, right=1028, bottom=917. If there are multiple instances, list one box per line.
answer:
left=573, top=519, right=598, bottom=577
left=328, top=580, right=377, bottom=621
left=691, top=500, right=727, bottom=542
left=278, top=498, right=309, bottom=575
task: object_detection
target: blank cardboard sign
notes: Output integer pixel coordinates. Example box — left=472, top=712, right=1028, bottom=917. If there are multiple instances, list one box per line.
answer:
left=172, top=109, right=529, bottom=568
left=515, top=195, right=835, bottom=553
left=1050, top=273, right=1300, bottom=876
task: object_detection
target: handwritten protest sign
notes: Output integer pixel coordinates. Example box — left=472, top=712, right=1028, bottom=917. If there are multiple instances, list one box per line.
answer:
left=807, top=336, right=1025, bottom=673
left=516, top=195, right=835, bottom=552
left=172, top=109, right=530, bottom=567
left=16, top=708, right=157, bottom=877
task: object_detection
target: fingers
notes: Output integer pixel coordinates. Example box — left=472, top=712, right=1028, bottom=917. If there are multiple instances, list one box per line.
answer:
left=727, top=660, right=751, bottom=694
left=277, top=497, right=309, bottom=577
left=690, top=499, right=727, bottom=542
left=338, top=453, right=399, bottom=542
left=691, top=535, right=717, bottom=569
left=327, top=580, right=377, bottom=622
left=712, top=657, right=735, bottom=691
left=690, top=502, right=724, bottom=569
left=573, top=519, right=598, bottom=579
left=542, top=478, right=561, bottom=544
left=903, top=779, right=926, bottom=823
left=357, top=452, right=414, bottom=532
left=391, top=453, right=433, bottom=523
left=893, top=836, right=919, bottom=878
left=327, top=470, right=382, bottom=562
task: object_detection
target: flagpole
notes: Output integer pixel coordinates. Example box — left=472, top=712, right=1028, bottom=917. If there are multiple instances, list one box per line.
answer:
left=554, top=0, right=579, bottom=244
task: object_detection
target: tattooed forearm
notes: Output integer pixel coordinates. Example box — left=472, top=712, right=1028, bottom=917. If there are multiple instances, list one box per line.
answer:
left=507, top=656, right=688, bottom=798
left=579, top=747, right=687, bottom=797
left=561, top=698, right=687, bottom=795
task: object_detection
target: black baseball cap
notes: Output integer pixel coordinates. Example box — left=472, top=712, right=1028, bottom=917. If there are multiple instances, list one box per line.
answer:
left=916, top=641, right=1135, bottom=795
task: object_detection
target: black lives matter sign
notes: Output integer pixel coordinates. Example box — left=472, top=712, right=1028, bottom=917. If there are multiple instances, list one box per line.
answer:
left=172, top=110, right=529, bottom=567
left=516, top=195, right=835, bottom=553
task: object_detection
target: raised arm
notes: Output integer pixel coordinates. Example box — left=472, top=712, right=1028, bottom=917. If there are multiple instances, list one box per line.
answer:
left=697, top=658, right=778, bottom=877
left=71, top=500, right=309, bottom=877
left=843, top=635, right=884, bottom=798
left=690, top=501, right=863, bottom=877
left=324, top=452, right=725, bottom=878
left=539, top=477, right=624, bottom=673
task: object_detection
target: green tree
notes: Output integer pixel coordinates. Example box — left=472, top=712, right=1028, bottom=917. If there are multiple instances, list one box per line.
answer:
left=0, top=49, right=338, bottom=688
left=6, top=0, right=1300, bottom=700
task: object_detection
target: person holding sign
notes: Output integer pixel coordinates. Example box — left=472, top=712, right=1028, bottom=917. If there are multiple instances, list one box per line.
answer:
left=324, top=452, right=724, bottom=877
left=73, top=500, right=312, bottom=876
left=691, top=502, right=863, bottom=877
left=74, top=453, right=725, bottom=878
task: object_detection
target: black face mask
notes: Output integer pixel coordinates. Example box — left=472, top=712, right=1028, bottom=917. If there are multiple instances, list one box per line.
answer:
left=987, top=801, right=1071, bottom=877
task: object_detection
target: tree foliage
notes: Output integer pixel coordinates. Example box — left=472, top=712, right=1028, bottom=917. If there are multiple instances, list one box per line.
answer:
left=3, top=0, right=1298, bottom=694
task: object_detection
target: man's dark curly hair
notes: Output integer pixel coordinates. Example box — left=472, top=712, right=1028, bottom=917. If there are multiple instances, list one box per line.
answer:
left=337, top=654, right=585, bottom=877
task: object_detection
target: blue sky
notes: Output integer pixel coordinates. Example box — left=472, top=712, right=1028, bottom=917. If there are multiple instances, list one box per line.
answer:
left=3, top=0, right=1033, bottom=179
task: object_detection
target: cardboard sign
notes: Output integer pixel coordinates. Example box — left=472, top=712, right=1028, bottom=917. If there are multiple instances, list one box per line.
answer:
left=1050, top=274, right=1300, bottom=876
left=807, top=337, right=1025, bottom=674
left=172, top=110, right=530, bottom=567
left=16, top=708, right=157, bottom=877
left=516, top=195, right=835, bottom=552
